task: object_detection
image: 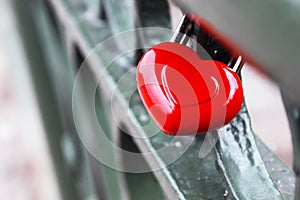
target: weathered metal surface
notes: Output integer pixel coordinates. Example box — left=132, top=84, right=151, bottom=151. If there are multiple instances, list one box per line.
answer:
left=13, top=0, right=296, bottom=199
left=215, top=105, right=292, bottom=199
left=282, top=92, right=300, bottom=200
left=172, top=0, right=300, bottom=103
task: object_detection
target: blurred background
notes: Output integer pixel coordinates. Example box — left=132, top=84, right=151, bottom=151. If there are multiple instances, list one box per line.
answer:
left=0, top=0, right=60, bottom=199
left=0, top=0, right=293, bottom=199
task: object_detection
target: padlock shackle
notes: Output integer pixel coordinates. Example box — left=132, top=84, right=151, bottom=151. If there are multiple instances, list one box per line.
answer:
left=171, top=14, right=244, bottom=74
left=170, top=14, right=194, bottom=44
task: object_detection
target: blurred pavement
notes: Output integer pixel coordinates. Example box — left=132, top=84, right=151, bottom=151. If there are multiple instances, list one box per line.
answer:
left=0, top=1, right=60, bottom=200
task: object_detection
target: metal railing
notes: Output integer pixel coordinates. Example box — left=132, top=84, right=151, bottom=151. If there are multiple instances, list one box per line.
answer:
left=12, top=0, right=298, bottom=199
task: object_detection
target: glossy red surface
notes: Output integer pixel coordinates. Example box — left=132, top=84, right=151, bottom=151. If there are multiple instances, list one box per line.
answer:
left=136, top=42, right=243, bottom=135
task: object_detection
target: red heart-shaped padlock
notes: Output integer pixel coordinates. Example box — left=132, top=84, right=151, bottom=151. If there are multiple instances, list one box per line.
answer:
left=136, top=42, right=243, bottom=135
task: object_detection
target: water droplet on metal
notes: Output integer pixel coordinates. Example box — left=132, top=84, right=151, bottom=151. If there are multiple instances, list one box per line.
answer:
left=223, top=190, right=229, bottom=198
left=174, top=141, right=182, bottom=148
left=271, top=168, right=275, bottom=171
left=61, top=133, right=76, bottom=166
left=293, top=108, right=299, bottom=118
left=139, top=114, right=148, bottom=122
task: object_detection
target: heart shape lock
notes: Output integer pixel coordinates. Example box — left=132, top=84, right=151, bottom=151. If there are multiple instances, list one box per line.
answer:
left=136, top=42, right=243, bottom=135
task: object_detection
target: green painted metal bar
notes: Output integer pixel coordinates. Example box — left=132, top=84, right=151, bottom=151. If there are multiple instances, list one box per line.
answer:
left=11, top=0, right=99, bottom=199
left=172, top=0, right=300, bottom=102
left=215, top=105, right=288, bottom=199
left=282, top=92, right=300, bottom=200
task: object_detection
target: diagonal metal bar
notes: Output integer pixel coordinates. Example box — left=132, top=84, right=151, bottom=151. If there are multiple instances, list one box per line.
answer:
left=282, top=91, right=300, bottom=200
